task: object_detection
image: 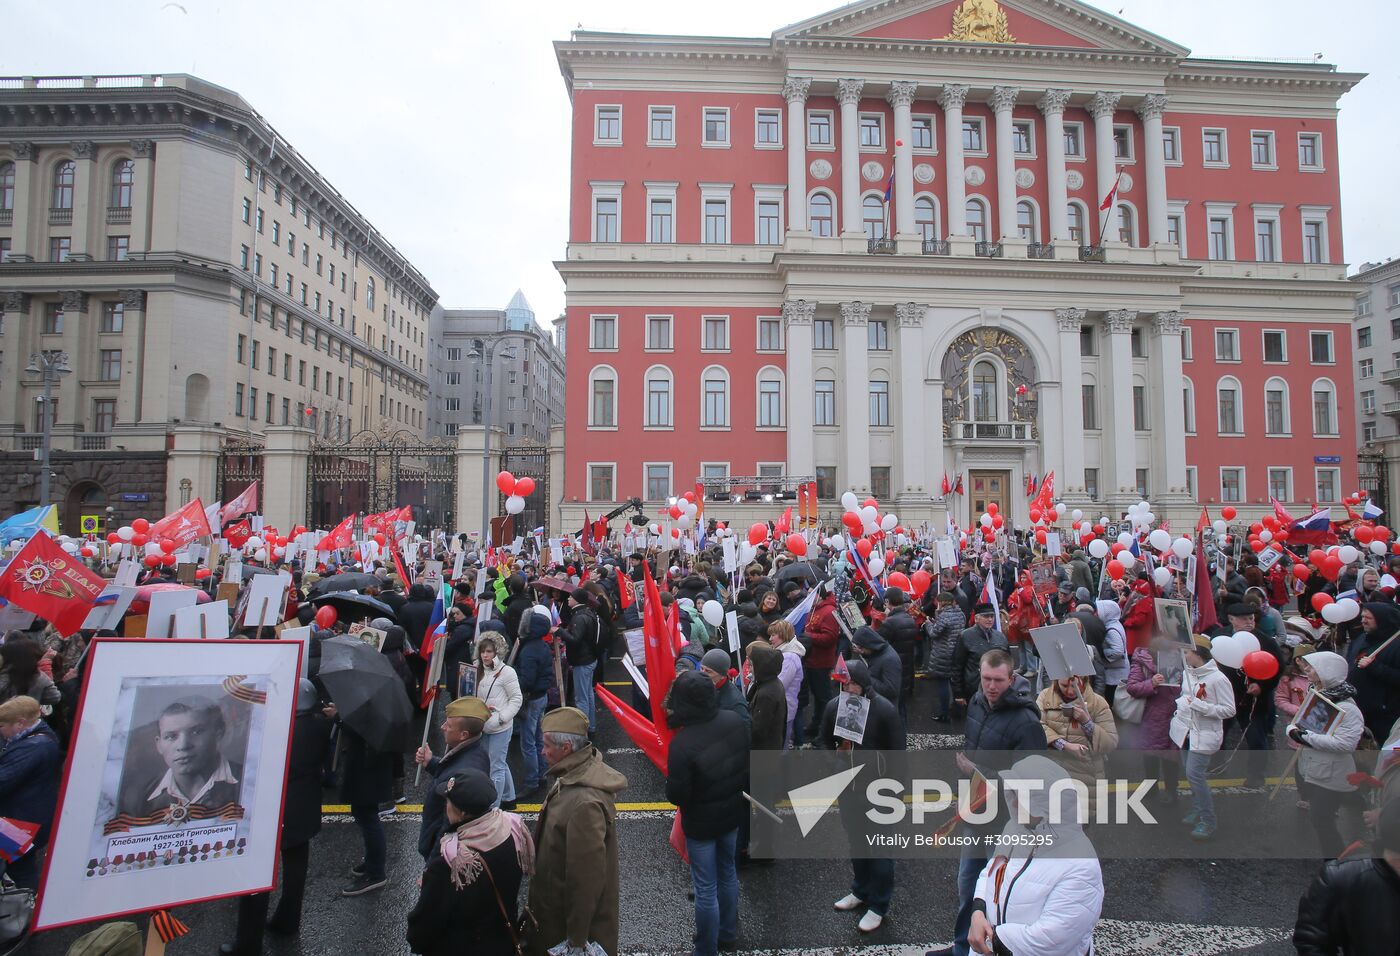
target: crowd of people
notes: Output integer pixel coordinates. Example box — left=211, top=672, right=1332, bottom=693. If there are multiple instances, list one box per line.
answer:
left=0, top=513, right=1397, bottom=955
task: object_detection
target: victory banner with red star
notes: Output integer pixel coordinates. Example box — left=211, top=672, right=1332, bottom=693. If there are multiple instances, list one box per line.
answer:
left=0, top=530, right=106, bottom=627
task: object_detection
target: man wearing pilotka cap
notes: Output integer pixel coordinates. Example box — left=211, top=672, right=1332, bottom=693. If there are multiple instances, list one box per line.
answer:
left=414, top=696, right=492, bottom=860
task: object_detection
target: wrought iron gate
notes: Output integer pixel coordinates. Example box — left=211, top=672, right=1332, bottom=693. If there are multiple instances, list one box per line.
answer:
left=500, top=441, right=549, bottom=538
left=306, top=425, right=457, bottom=531
left=216, top=437, right=264, bottom=507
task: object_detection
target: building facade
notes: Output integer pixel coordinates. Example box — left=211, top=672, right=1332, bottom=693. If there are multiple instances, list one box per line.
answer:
left=555, top=0, right=1363, bottom=530
left=1352, top=258, right=1400, bottom=515
left=0, top=74, right=436, bottom=532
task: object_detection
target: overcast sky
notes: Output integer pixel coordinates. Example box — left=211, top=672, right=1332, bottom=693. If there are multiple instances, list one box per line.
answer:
left=10, top=0, right=1397, bottom=322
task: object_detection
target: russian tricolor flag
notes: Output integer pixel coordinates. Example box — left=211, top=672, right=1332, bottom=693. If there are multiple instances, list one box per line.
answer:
left=1294, top=508, right=1332, bottom=531
left=0, top=817, right=38, bottom=863
left=1363, top=499, right=1385, bottom=520
left=979, top=574, right=1003, bottom=632
left=785, top=588, right=818, bottom=637
left=847, top=542, right=886, bottom=599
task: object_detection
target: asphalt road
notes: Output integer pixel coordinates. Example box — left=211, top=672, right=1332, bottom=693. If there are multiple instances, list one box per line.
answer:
left=25, top=660, right=1321, bottom=956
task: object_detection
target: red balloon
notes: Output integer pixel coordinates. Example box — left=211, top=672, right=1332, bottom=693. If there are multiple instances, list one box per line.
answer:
left=863, top=498, right=879, bottom=510
left=856, top=538, right=874, bottom=558
left=1375, top=525, right=1392, bottom=542
left=1092, top=524, right=1105, bottom=535
left=1110, top=542, right=1126, bottom=555
left=132, top=533, right=148, bottom=548
left=1263, top=515, right=1279, bottom=531
left=161, top=554, right=177, bottom=567
left=1080, top=531, right=1096, bottom=543
left=159, top=538, right=177, bottom=554
left=785, top=533, right=807, bottom=556
left=748, top=523, right=768, bottom=546
left=1392, top=542, right=1400, bottom=556
left=373, top=533, right=387, bottom=546
left=1035, top=528, right=1048, bottom=544
left=1029, top=508, right=1043, bottom=524
left=106, top=532, right=120, bottom=545
left=515, top=476, right=536, bottom=497
left=887, top=571, right=911, bottom=593
left=1249, top=539, right=1265, bottom=553
left=911, top=569, right=932, bottom=596
left=1221, top=506, right=1237, bottom=521
left=1311, top=592, right=1334, bottom=612
left=992, top=514, right=1004, bottom=529
left=495, top=470, right=516, bottom=495
left=1293, top=564, right=1311, bottom=582
left=1047, top=509, right=1058, bottom=523
left=1249, top=522, right=1263, bottom=535
left=80, top=546, right=95, bottom=558
left=668, top=505, right=682, bottom=520
left=1242, top=650, right=1280, bottom=681
left=1321, top=558, right=1342, bottom=582
left=1106, top=559, right=1126, bottom=580
left=195, top=567, right=212, bottom=580
left=314, top=606, right=338, bottom=629
left=987, top=502, right=999, bottom=516
left=293, top=526, right=307, bottom=536
left=682, top=491, right=696, bottom=503
left=143, top=555, right=160, bottom=568
left=1355, top=525, right=1375, bottom=544
left=131, top=518, right=150, bottom=534
left=842, top=513, right=863, bottom=533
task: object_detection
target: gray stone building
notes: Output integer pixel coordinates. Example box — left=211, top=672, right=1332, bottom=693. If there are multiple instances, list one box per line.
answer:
left=1353, top=258, right=1400, bottom=515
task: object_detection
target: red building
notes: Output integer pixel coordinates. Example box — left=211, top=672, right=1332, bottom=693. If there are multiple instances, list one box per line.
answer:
left=555, top=0, right=1364, bottom=529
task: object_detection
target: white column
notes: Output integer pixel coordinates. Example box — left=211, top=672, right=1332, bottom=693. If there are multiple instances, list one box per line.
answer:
left=895, top=303, right=926, bottom=495
left=783, top=299, right=817, bottom=478
left=1137, top=94, right=1170, bottom=246
left=940, top=85, right=969, bottom=236
left=1150, top=311, right=1189, bottom=499
left=1038, top=90, right=1072, bottom=243
left=1055, top=309, right=1087, bottom=497
left=129, top=139, right=155, bottom=253
left=840, top=301, right=872, bottom=493
left=1104, top=309, right=1138, bottom=503
left=783, top=76, right=812, bottom=233
left=70, top=140, right=95, bottom=258
left=8, top=143, right=34, bottom=260
left=1089, top=92, right=1121, bottom=245
left=836, top=78, right=864, bottom=238
left=990, top=86, right=1019, bottom=241
left=887, top=81, right=919, bottom=238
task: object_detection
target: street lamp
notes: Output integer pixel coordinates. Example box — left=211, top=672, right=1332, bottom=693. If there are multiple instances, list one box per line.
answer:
left=468, top=343, right=518, bottom=545
left=26, top=351, right=72, bottom=509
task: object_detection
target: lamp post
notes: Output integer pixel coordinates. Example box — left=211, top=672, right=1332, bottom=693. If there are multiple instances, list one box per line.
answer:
left=26, top=351, right=72, bottom=510
left=469, top=342, right=517, bottom=545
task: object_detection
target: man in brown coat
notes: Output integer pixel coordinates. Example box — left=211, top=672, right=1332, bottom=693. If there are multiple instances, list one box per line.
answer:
left=527, top=707, right=628, bottom=956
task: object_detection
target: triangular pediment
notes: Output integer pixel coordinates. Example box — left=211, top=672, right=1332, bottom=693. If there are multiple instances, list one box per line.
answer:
left=774, top=0, right=1189, bottom=57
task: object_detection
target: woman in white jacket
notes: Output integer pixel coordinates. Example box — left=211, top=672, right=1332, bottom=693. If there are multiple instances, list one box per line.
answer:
left=1170, top=640, right=1236, bottom=841
left=1095, top=600, right=1130, bottom=705
left=1287, top=650, right=1365, bottom=857
left=473, top=636, right=522, bottom=807
left=970, top=754, right=1103, bottom=956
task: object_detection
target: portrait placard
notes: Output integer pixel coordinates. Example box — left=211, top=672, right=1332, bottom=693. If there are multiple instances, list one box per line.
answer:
left=1155, top=598, right=1193, bottom=646
left=833, top=692, right=870, bottom=745
left=35, top=639, right=302, bottom=930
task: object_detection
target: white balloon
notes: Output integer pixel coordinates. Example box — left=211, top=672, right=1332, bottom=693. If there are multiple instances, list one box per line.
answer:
left=1153, top=566, right=1173, bottom=588
left=1143, top=512, right=1156, bottom=525
left=1232, top=631, right=1261, bottom=657
left=1138, top=501, right=1151, bottom=513
left=505, top=495, right=525, bottom=515
left=1118, top=550, right=1137, bottom=570
left=1088, top=539, right=1110, bottom=560
left=1117, top=532, right=1133, bottom=547
left=1148, top=529, right=1172, bottom=552
left=1055, top=502, right=1066, bottom=515
left=246, top=536, right=264, bottom=550
left=1071, top=509, right=1084, bottom=522
left=1212, top=635, right=1246, bottom=669
left=667, top=497, right=678, bottom=507
left=880, top=514, right=898, bottom=532
left=1100, top=516, right=1111, bottom=526
left=1172, top=537, right=1194, bottom=560
left=1321, top=602, right=1347, bottom=625
left=860, top=505, right=878, bottom=525
left=273, top=546, right=286, bottom=558
left=117, top=526, right=135, bottom=541
left=863, top=520, right=879, bottom=537
left=980, top=513, right=993, bottom=528
left=739, top=542, right=757, bottom=566
left=254, top=548, right=268, bottom=562
left=1259, top=529, right=1273, bottom=543
left=1371, top=540, right=1388, bottom=556
left=829, top=534, right=846, bottom=552
left=62, top=542, right=80, bottom=554
left=1335, top=597, right=1361, bottom=622
left=867, top=556, right=885, bottom=576
left=676, top=514, right=693, bottom=529
left=1213, top=520, right=1228, bottom=535
left=702, top=600, right=725, bottom=627
left=1337, top=545, right=1360, bottom=565
left=841, top=492, right=859, bottom=513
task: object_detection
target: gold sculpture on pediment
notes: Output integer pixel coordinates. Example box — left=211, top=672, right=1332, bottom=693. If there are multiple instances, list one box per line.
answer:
left=943, top=0, right=1019, bottom=44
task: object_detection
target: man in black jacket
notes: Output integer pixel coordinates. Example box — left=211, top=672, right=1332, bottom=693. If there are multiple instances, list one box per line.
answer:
left=878, top=590, right=920, bottom=720
left=850, top=626, right=903, bottom=713
left=666, top=671, right=750, bottom=956
left=951, top=604, right=1010, bottom=707
left=514, top=606, right=555, bottom=794
left=1293, top=796, right=1400, bottom=955
left=564, top=589, right=601, bottom=734
left=412, top=696, right=491, bottom=860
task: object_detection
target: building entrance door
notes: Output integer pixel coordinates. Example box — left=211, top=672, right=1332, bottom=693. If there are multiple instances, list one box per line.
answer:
left=969, top=470, right=1010, bottom=524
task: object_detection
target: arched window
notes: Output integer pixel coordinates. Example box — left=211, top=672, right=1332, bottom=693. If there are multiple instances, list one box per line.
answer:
left=702, top=366, right=729, bottom=427
left=366, top=276, right=376, bottom=310
left=1116, top=203, right=1137, bottom=246
left=0, top=162, right=13, bottom=212
left=1067, top=201, right=1087, bottom=246
left=972, top=360, right=999, bottom=421
left=1312, top=379, right=1337, bottom=436
left=868, top=375, right=891, bottom=426
left=1016, top=200, right=1038, bottom=242
left=1082, top=373, right=1099, bottom=429
left=1217, top=376, right=1242, bottom=434
left=51, top=160, right=75, bottom=209
left=110, top=159, right=134, bottom=209
left=914, top=195, right=938, bottom=241
left=809, top=191, right=834, bottom=237
left=965, top=197, right=988, bottom=242
left=1264, top=377, right=1290, bottom=436
left=862, top=195, right=885, bottom=240
left=757, top=366, right=785, bottom=428
left=588, top=365, right=617, bottom=428
left=1182, top=378, right=1196, bottom=433
left=644, top=365, right=673, bottom=428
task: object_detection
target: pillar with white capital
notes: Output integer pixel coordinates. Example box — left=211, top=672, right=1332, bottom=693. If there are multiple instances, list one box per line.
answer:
left=990, top=87, right=1019, bottom=241
left=1038, top=90, right=1072, bottom=244
left=7, top=143, right=35, bottom=260
left=940, top=85, right=969, bottom=236
left=1137, top=94, right=1170, bottom=247
left=887, top=81, right=919, bottom=238
left=129, top=140, right=155, bottom=253
left=837, top=79, right=864, bottom=239
left=1103, top=309, right=1138, bottom=504
left=1054, top=309, right=1087, bottom=497
left=784, top=77, right=812, bottom=233
left=1089, top=92, right=1122, bottom=245
left=1150, top=311, right=1189, bottom=501
left=783, top=299, right=817, bottom=478
left=70, top=141, right=95, bottom=258
left=840, top=302, right=872, bottom=493
left=895, top=303, right=927, bottom=498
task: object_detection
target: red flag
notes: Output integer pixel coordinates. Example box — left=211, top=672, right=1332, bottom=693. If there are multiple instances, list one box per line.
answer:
left=596, top=685, right=668, bottom=772
left=579, top=510, right=596, bottom=557
left=1271, top=498, right=1296, bottom=527
left=954, top=474, right=964, bottom=496
left=1025, top=474, right=1037, bottom=498
left=1193, top=533, right=1218, bottom=633
left=224, top=519, right=253, bottom=550
left=1196, top=507, right=1211, bottom=534
left=942, top=473, right=952, bottom=496
left=831, top=653, right=850, bottom=684
left=593, top=516, right=608, bottom=543
left=150, top=498, right=213, bottom=549
left=1099, top=167, right=1124, bottom=212
left=0, top=531, right=105, bottom=632
left=219, top=481, right=259, bottom=527
left=694, top=481, right=706, bottom=525
left=1032, top=471, right=1056, bottom=513
left=618, top=575, right=635, bottom=610
left=316, top=515, right=354, bottom=552
left=392, top=547, right=412, bottom=586
left=642, top=561, right=678, bottom=744
left=776, top=506, right=792, bottom=536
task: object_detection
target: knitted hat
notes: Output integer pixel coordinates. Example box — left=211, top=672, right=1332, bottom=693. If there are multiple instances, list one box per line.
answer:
left=700, top=647, right=732, bottom=675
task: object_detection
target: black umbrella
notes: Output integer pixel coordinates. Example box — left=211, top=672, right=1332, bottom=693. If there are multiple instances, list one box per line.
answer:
left=310, top=571, right=380, bottom=595
left=317, top=635, right=413, bottom=753
left=310, top=590, right=395, bottom=622
left=776, top=560, right=829, bottom=589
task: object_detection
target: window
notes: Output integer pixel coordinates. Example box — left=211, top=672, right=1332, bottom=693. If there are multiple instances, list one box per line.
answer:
left=1218, top=378, right=1242, bottom=433
left=758, top=316, right=783, bottom=351
left=100, top=301, right=124, bottom=333
left=43, top=304, right=63, bottom=335
left=1162, top=127, right=1180, bottom=163
left=1135, top=469, right=1150, bottom=499
left=702, top=315, right=729, bottom=351
left=99, top=349, right=121, bottom=381
left=1079, top=325, right=1096, bottom=356
left=589, top=314, right=616, bottom=350
left=1364, top=421, right=1378, bottom=442
left=648, top=106, right=674, bottom=145
left=757, top=199, right=782, bottom=245
left=93, top=398, right=116, bottom=433
left=645, top=464, right=672, bottom=501
left=103, top=235, right=129, bottom=261
left=49, top=237, right=70, bottom=262
left=965, top=198, right=987, bottom=243
left=808, top=111, right=833, bottom=147
left=0, top=162, right=14, bottom=211
left=1182, top=327, right=1193, bottom=360
left=972, top=361, right=999, bottom=420
left=271, top=221, right=280, bottom=245
left=702, top=367, right=729, bottom=427
left=1202, top=129, right=1227, bottom=165
left=862, top=195, right=885, bottom=240
left=595, top=105, right=621, bottom=144
left=1183, top=379, right=1196, bottom=433
left=256, top=208, right=264, bottom=233
left=703, top=108, right=729, bottom=145
left=1251, top=131, right=1275, bottom=168
left=1303, top=219, right=1326, bottom=263
left=234, top=383, right=244, bottom=417
left=816, top=465, right=837, bottom=500
left=366, top=276, right=375, bottom=310
left=1084, top=468, right=1099, bottom=500
left=51, top=160, right=75, bottom=209
left=814, top=317, right=835, bottom=350
left=1316, top=468, right=1338, bottom=504
left=1063, top=123, right=1083, bottom=158
left=1166, top=214, right=1183, bottom=254
left=1362, top=389, right=1377, bottom=414
left=1310, top=331, right=1334, bottom=364
left=869, top=380, right=890, bottom=426
left=1082, top=382, right=1098, bottom=429
left=870, top=467, right=891, bottom=500
left=1221, top=468, right=1243, bottom=503
left=1067, top=203, right=1085, bottom=245
left=253, top=253, right=261, bottom=276
left=910, top=115, right=934, bottom=151
left=109, top=159, right=134, bottom=208
left=444, top=398, right=461, bottom=411
left=1264, top=379, right=1289, bottom=435
left=815, top=379, right=836, bottom=425
left=1263, top=330, right=1287, bottom=363
left=1012, top=120, right=1033, bottom=156
left=645, top=368, right=672, bottom=427
left=1255, top=217, right=1277, bottom=261
left=1312, top=381, right=1337, bottom=435
left=1268, top=468, right=1291, bottom=502
left=758, top=372, right=783, bottom=427
left=867, top=319, right=889, bottom=351
left=269, top=264, right=278, bottom=288
left=1133, top=385, right=1147, bottom=430
left=1016, top=201, right=1037, bottom=241
left=588, top=464, right=615, bottom=502
left=756, top=109, right=782, bottom=147
left=1215, top=329, right=1239, bottom=361
left=446, top=347, right=462, bottom=361
left=592, top=185, right=620, bottom=242
left=703, top=198, right=729, bottom=243
left=914, top=196, right=937, bottom=241
left=1360, top=358, right=1374, bottom=379
left=859, top=114, right=883, bottom=149
left=1298, top=133, right=1322, bottom=170
left=1116, top=205, right=1135, bottom=245
left=1131, top=328, right=1146, bottom=358
left=589, top=368, right=616, bottom=427
left=1112, top=124, right=1132, bottom=160
left=1208, top=217, right=1231, bottom=260
left=810, top=192, right=834, bottom=237
left=962, top=118, right=985, bottom=152
left=648, top=198, right=673, bottom=243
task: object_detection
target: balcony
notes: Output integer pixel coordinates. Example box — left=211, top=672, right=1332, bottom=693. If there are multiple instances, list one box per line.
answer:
left=1379, top=367, right=1400, bottom=386
left=106, top=206, right=131, bottom=224
left=1382, top=401, right=1400, bottom=419
left=867, top=237, right=896, bottom=255
left=16, top=434, right=42, bottom=451
left=922, top=238, right=951, bottom=256
left=48, top=207, right=72, bottom=226
left=1078, top=245, right=1107, bottom=263
left=79, top=435, right=110, bottom=450
left=974, top=241, right=1003, bottom=258
left=1028, top=242, right=1056, bottom=260
left=954, top=421, right=1032, bottom=442
left=0, top=210, right=10, bottom=226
